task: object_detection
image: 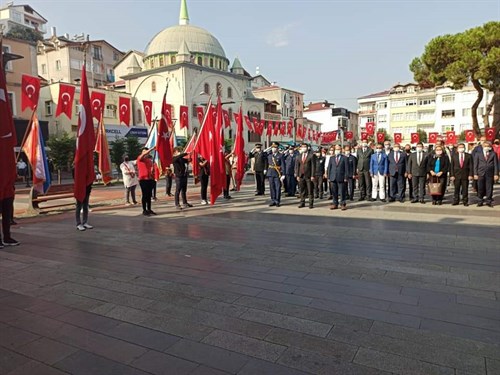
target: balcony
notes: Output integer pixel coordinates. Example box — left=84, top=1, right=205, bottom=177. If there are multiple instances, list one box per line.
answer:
left=358, top=109, right=376, bottom=115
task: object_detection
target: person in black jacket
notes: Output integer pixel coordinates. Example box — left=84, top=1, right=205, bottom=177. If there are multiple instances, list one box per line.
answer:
left=295, top=143, right=316, bottom=209
left=344, top=145, right=358, bottom=201
left=313, top=147, right=325, bottom=199
left=249, top=143, right=267, bottom=196
left=450, top=143, right=473, bottom=206
left=198, top=155, right=210, bottom=205
left=427, top=145, right=450, bottom=205
left=172, top=147, right=192, bottom=210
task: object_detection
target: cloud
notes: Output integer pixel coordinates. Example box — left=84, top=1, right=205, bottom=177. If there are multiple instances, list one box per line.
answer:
left=266, top=23, right=297, bottom=48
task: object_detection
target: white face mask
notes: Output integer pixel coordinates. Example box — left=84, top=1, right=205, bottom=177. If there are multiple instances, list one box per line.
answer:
left=384, top=145, right=390, bottom=150
left=334, top=150, right=341, bottom=155
left=458, top=148, right=465, bottom=153
left=436, top=151, right=443, bottom=156
left=300, top=148, right=307, bottom=154
left=484, top=147, right=491, bottom=152
left=344, top=151, right=350, bottom=155
left=375, top=149, right=382, bottom=153
left=289, top=150, right=294, bottom=155
left=362, top=144, right=368, bottom=148
left=393, top=147, right=400, bottom=152
left=416, top=147, right=423, bottom=152
left=271, top=148, right=277, bottom=153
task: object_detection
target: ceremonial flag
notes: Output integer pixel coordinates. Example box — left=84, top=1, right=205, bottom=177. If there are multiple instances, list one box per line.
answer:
left=266, top=121, right=273, bottom=137
left=164, top=103, right=173, bottom=129
left=207, top=97, right=225, bottom=205
left=366, top=122, right=375, bottom=135
left=446, top=131, right=456, bottom=145
left=394, top=133, right=402, bottom=144
left=56, top=84, right=76, bottom=119
left=280, top=121, right=286, bottom=136
left=259, top=119, right=266, bottom=136
left=179, top=105, right=189, bottom=129
left=194, top=98, right=213, bottom=162
left=345, top=131, right=353, bottom=140
left=119, top=96, right=131, bottom=126
left=411, top=132, right=420, bottom=144
left=244, top=115, right=253, bottom=132
left=222, top=109, right=231, bottom=128
left=21, top=74, right=40, bottom=112
left=465, top=129, right=475, bottom=143
left=234, top=108, right=245, bottom=191
left=143, top=100, right=153, bottom=126
left=429, top=132, right=438, bottom=144
left=94, top=112, right=112, bottom=185
left=157, top=92, right=173, bottom=172
left=184, top=130, right=199, bottom=178
left=485, top=127, right=496, bottom=141
left=361, top=132, right=368, bottom=141
left=196, top=106, right=205, bottom=126
left=298, top=124, right=303, bottom=139
left=74, top=63, right=96, bottom=202
left=322, top=131, right=337, bottom=143
left=287, top=119, right=293, bottom=136
left=376, top=132, right=385, bottom=143
left=274, top=121, right=280, bottom=136
left=90, top=91, right=106, bottom=121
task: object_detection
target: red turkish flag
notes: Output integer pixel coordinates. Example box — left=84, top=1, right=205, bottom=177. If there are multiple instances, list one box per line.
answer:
left=157, top=93, right=173, bottom=171
left=266, top=121, right=273, bottom=136
left=297, top=124, right=303, bottom=139
left=394, top=133, right=402, bottom=144
left=287, top=120, right=293, bottom=136
left=244, top=115, right=253, bottom=132
left=73, top=64, right=96, bottom=202
left=259, top=119, right=266, bottom=136
left=446, top=131, right=456, bottom=145
left=360, top=132, right=368, bottom=141
left=94, top=112, right=112, bottom=185
left=222, top=109, right=230, bottom=128
left=142, top=100, right=153, bottom=126
left=195, top=102, right=213, bottom=162
left=485, top=127, right=496, bottom=141
left=196, top=106, right=205, bottom=126
left=179, top=105, right=189, bottom=129
left=0, top=38, right=17, bottom=200
left=429, top=132, right=438, bottom=144
left=118, top=96, right=131, bottom=126
left=280, top=121, right=286, bottom=136
left=274, top=121, right=280, bottom=136
left=465, top=130, right=475, bottom=143
left=210, top=97, right=226, bottom=205
left=90, top=91, right=106, bottom=121
left=21, top=74, right=40, bottom=112
left=411, top=133, right=420, bottom=144
left=366, top=122, right=375, bottom=135
left=56, top=84, right=76, bottom=119
left=376, top=132, right=385, bottom=143
left=233, top=107, right=246, bottom=191
left=345, top=131, right=353, bottom=140
left=164, top=103, right=173, bottom=129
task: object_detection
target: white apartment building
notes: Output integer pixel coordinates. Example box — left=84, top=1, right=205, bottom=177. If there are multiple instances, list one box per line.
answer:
left=0, top=2, right=47, bottom=35
left=358, top=91, right=390, bottom=133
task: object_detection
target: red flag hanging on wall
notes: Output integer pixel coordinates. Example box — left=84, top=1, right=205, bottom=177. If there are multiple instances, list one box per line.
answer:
left=90, top=91, right=106, bottom=121
left=485, top=127, right=496, bottom=141
left=376, top=132, right=385, bottom=143
left=411, top=133, right=420, bottom=144
left=365, top=122, right=375, bottom=135
left=465, top=130, right=475, bottom=143
left=142, top=100, right=153, bottom=126
left=287, top=120, right=293, bottom=136
left=280, top=121, right=285, bottom=136
left=273, top=121, right=280, bottom=136
left=179, top=105, right=189, bottom=129
left=21, top=74, right=40, bottom=112
left=196, top=106, right=205, bottom=126
left=266, top=121, right=273, bottom=136
left=393, top=133, right=402, bottom=144
left=446, top=131, right=456, bottom=145
left=345, top=131, right=353, bottom=140
left=428, top=132, right=438, bottom=144
left=119, top=96, right=131, bottom=126
left=259, top=119, right=266, bottom=136
left=233, top=107, right=245, bottom=191
left=56, top=84, right=76, bottom=119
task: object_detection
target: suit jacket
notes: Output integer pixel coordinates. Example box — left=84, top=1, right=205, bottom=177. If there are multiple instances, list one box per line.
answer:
left=370, top=152, right=388, bottom=175
left=314, top=156, right=326, bottom=176
left=345, top=154, right=358, bottom=178
left=283, top=153, right=296, bottom=175
left=249, top=151, right=267, bottom=172
left=388, top=151, right=406, bottom=176
left=407, top=151, right=428, bottom=177
left=473, top=151, right=499, bottom=177
left=450, top=152, right=473, bottom=180
left=427, top=155, right=449, bottom=174
left=356, top=148, right=373, bottom=172
left=295, top=152, right=316, bottom=179
left=266, top=152, right=283, bottom=178
left=327, top=154, right=349, bottom=182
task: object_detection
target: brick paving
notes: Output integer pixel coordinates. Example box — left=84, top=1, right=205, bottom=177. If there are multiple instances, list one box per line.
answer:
left=1, top=180, right=500, bottom=374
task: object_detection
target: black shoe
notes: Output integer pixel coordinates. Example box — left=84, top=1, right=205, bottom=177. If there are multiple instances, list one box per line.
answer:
left=477, top=202, right=483, bottom=207
left=420, top=199, right=425, bottom=204
left=389, top=198, right=395, bottom=202
left=411, top=199, right=418, bottom=203
left=432, top=201, right=436, bottom=205
left=269, top=202, right=276, bottom=207
left=452, top=202, right=459, bottom=206
left=320, top=195, right=324, bottom=200
left=3, top=238, right=19, bottom=246
left=463, top=202, right=469, bottom=207
left=399, top=199, right=404, bottom=203
left=309, top=205, right=314, bottom=209
left=298, top=203, right=305, bottom=208
left=487, top=202, right=494, bottom=208
left=276, top=203, right=281, bottom=207
left=10, top=220, right=17, bottom=225
left=438, top=201, right=443, bottom=205
left=148, top=210, right=157, bottom=216
left=368, top=198, right=375, bottom=202
left=0, top=243, right=3, bottom=249
left=380, top=199, right=387, bottom=202
left=341, top=204, right=347, bottom=211
left=230, top=188, right=236, bottom=192
left=328, top=195, right=333, bottom=200
left=184, top=203, right=193, bottom=208
left=176, top=205, right=183, bottom=210
left=143, top=210, right=151, bottom=216
left=358, top=197, right=365, bottom=201
left=349, top=197, right=354, bottom=201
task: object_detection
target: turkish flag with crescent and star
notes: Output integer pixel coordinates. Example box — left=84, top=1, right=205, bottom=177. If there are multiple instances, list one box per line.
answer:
left=259, top=119, right=266, bottom=136
left=222, top=109, right=230, bottom=128
left=179, top=105, right=189, bottom=129
left=366, top=122, right=375, bottom=135
left=142, top=100, right=153, bottom=126
left=157, top=93, right=173, bottom=171
left=73, top=63, right=96, bottom=202
left=274, top=121, right=280, bottom=136
left=485, top=127, right=496, bottom=141
left=0, top=38, right=17, bottom=200
left=266, top=121, right=273, bottom=136
left=376, top=132, right=385, bottom=143
left=196, top=107, right=205, bottom=126
left=428, top=132, right=438, bottom=144
left=244, top=116, right=253, bottom=132
left=345, top=131, right=353, bottom=140
left=21, top=74, right=40, bottom=112
left=446, top=131, right=456, bottom=145
left=394, top=133, right=402, bottom=144
left=287, top=120, right=293, bottom=136
left=56, top=84, right=76, bottom=119
left=280, top=121, right=285, bottom=136
left=411, top=133, right=420, bottom=144
left=465, top=130, right=475, bottom=143
left=164, top=103, right=173, bottom=129
left=90, top=91, right=106, bottom=121
left=119, top=96, right=131, bottom=126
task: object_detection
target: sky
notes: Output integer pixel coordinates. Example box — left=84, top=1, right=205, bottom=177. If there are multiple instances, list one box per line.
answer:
left=25, top=0, right=499, bottom=110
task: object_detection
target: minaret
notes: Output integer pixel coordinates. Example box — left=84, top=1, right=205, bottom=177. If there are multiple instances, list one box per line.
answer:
left=179, top=0, right=189, bottom=25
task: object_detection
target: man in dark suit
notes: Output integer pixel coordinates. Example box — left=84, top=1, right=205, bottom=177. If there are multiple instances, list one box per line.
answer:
left=295, top=143, right=316, bottom=209
left=450, top=143, right=473, bottom=206
left=403, top=144, right=414, bottom=201
left=344, top=145, right=357, bottom=201
left=474, top=141, right=499, bottom=207
left=283, top=147, right=297, bottom=197
left=266, top=143, right=284, bottom=207
left=407, top=142, right=428, bottom=204
left=327, top=144, right=350, bottom=210
left=356, top=142, right=373, bottom=201
left=387, top=143, right=407, bottom=203
left=313, top=147, right=326, bottom=199
left=249, top=143, right=267, bottom=196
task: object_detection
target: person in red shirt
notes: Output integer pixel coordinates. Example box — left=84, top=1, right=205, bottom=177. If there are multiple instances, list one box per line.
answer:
left=137, top=147, right=157, bottom=216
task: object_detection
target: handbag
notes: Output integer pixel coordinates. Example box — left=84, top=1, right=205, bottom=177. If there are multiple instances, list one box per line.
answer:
left=428, top=176, right=443, bottom=196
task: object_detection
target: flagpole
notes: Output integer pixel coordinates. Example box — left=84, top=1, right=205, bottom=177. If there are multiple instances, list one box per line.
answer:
left=191, top=94, right=213, bottom=152
left=17, top=105, right=38, bottom=162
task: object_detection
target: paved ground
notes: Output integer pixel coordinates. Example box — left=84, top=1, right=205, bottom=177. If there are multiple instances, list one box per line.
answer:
left=1, top=179, right=500, bottom=375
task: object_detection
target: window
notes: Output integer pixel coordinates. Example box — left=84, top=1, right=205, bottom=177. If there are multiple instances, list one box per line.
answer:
left=392, top=113, right=404, bottom=121
left=405, top=99, right=417, bottom=106
left=378, top=114, right=387, bottom=123
left=442, top=125, right=455, bottom=133
left=75, top=99, right=80, bottom=115
left=92, top=45, right=103, bottom=61
left=137, top=109, right=142, bottom=123
left=151, top=81, right=156, bottom=93
left=442, top=94, right=455, bottom=102
left=7, top=92, right=16, bottom=116
left=391, top=100, right=405, bottom=108
left=41, top=63, right=47, bottom=74
left=93, top=64, right=102, bottom=74
left=44, top=100, right=53, bottom=116
left=204, top=83, right=210, bottom=95
left=407, top=86, right=415, bottom=93
left=159, top=55, right=164, bottom=66
left=377, top=102, right=388, bottom=109
left=462, top=108, right=471, bottom=117
left=113, top=52, right=119, bottom=61
left=419, top=98, right=435, bottom=106
left=367, top=116, right=375, bottom=123
left=478, top=107, right=484, bottom=116
left=405, top=112, right=417, bottom=121
left=216, top=82, right=222, bottom=97
left=171, top=55, right=176, bottom=64
left=227, top=87, right=233, bottom=99
left=2, top=45, right=12, bottom=70
left=441, top=110, right=455, bottom=118
left=104, top=104, right=117, bottom=118
left=197, top=56, right=202, bottom=66
left=209, top=58, right=214, bottom=68
left=55, top=60, right=61, bottom=71
left=418, top=111, right=434, bottom=121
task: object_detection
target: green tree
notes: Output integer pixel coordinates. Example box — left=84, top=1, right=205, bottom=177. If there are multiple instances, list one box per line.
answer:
left=417, top=129, right=428, bottom=143
left=6, top=25, right=43, bottom=42
left=46, top=133, right=76, bottom=184
left=110, top=138, right=127, bottom=175
left=458, top=130, right=467, bottom=142
left=125, top=137, right=142, bottom=160
left=410, top=21, right=500, bottom=138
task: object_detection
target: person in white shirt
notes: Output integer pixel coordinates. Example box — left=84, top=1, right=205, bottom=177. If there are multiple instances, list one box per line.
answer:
left=16, top=160, right=29, bottom=186
left=120, top=155, right=139, bottom=205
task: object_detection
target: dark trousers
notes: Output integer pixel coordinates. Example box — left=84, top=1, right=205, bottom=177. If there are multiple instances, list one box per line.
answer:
left=200, top=175, right=209, bottom=201
left=76, top=185, right=92, bottom=225
left=477, top=176, right=494, bottom=203
left=223, top=174, right=231, bottom=198
left=403, top=177, right=414, bottom=199
left=412, top=176, right=426, bottom=200
left=285, top=174, right=296, bottom=196
left=346, top=178, right=355, bottom=200
left=298, top=177, right=314, bottom=206
left=331, top=180, right=346, bottom=205
left=255, top=171, right=265, bottom=195
left=268, top=176, right=281, bottom=204
left=125, top=185, right=137, bottom=203
left=139, top=179, right=154, bottom=212
left=358, top=171, right=371, bottom=199
left=0, top=197, right=14, bottom=241
left=453, top=178, right=469, bottom=203
left=390, top=173, right=404, bottom=200
left=152, top=181, right=157, bottom=199
left=322, top=177, right=328, bottom=194
left=313, top=175, right=324, bottom=198
left=165, top=175, right=172, bottom=195
left=175, top=176, right=188, bottom=206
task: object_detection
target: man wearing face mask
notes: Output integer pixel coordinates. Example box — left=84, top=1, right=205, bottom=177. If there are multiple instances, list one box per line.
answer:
left=369, top=143, right=388, bottom=202
left=327, top=144, right=350, bottom=210
left=356, top=141, right=373, bottom=201
left=266, top=143, right=284, bottom=207
left=321, top=148, right=329, bottom=195
left=450, top=143, right=473, bottom=206
left=387, top=143, right=407, bottom=203
left=383, top=141, right=392, bottom=198
left=249, top=143, right=266, bottom=196
left=407, top=142, right=428, bottom=204
left=403, top=144, right=414, bottom=201
left=283, top=147, right=297, bottom=197
left=295, top=143, right=316, bottom=209
left=473, top=141, right=499, bottom=207
left=313, top=147, right=325, bottom=199
left=344, top=145, right=357, bottom=201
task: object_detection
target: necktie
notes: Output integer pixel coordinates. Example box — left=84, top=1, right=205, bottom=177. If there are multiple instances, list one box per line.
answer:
left=418, top=152, right=421, bottom=166
left=485, top=151, right=489, bottom=160
left=302, top=153, right=306, bottom=163
left=377, top=154, right=381, bottom=163
left=460, top=154, right=464, bottom=168
left=395, top=152, right=399, bottom=163
left=336, top=155, right=339, bottom=165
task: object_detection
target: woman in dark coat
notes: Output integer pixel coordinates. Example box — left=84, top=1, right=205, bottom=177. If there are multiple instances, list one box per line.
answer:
left=427, top=145, right=450, bottom=205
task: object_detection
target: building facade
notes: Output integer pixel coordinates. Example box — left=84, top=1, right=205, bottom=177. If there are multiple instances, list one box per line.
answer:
left=0, top=3, right=47, bottom=36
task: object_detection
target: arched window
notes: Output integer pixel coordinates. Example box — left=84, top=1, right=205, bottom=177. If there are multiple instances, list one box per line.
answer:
left=209, top=58, right=214, bottom=68
left=197, top=56, right=203, bottom=66
left=137, top=109, right=142, bottom=123
left=216, top=82, right=222, bottom=97
left=204, top=83, right=210, bottom=95
left=151, top=81, right=156, bottom=93
left=227, top=87, right=233, bottom=99
left=170, top=55, right=176, bottom=64
left=159, top=55, right=164, bottom=66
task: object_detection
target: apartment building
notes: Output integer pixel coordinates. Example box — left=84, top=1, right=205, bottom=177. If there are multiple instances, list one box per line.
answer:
left=0, top=2, right=47, bottom=35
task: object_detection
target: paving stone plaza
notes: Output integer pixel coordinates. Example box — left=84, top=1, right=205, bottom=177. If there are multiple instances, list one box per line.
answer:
left=1, top=182, right=499, bottom=375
